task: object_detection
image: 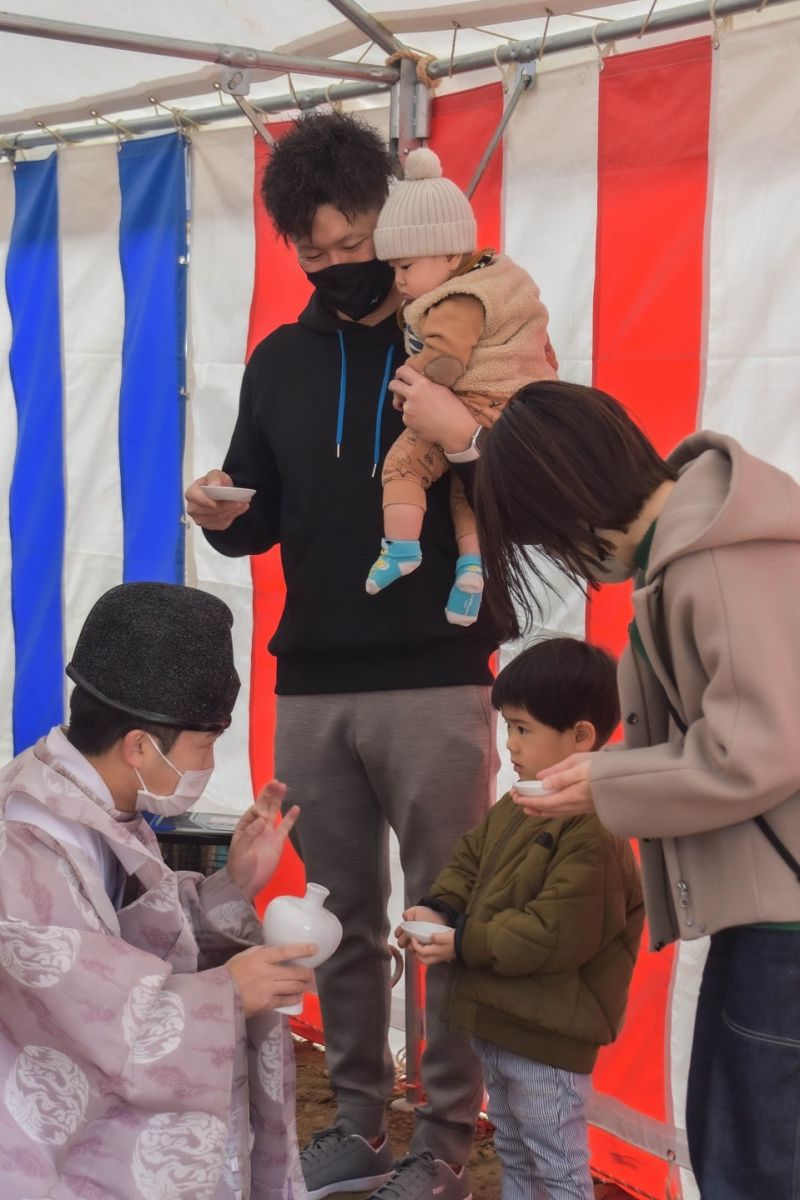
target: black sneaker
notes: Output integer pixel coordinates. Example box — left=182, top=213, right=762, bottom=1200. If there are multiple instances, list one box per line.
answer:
left=367, top=1152, right=472, bottom=1200
left=301, top=1126, right=395, bottom=1200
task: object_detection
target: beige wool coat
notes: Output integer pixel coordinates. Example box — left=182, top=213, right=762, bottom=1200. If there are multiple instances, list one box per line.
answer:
left=591, top=431, right=800, bottom=949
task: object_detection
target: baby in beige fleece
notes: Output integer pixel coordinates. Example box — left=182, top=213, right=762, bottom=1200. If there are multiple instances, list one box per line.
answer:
left=367, top=148, right=558, bottom=626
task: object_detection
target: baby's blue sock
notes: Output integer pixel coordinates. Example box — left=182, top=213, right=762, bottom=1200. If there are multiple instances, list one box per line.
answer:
left=366, top=539, right=422, bottom=594
left=445, top=555, right=484, bottom=626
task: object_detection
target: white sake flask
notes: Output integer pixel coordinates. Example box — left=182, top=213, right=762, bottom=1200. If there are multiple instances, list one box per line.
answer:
left=262, top=883, right=343, bottom=1015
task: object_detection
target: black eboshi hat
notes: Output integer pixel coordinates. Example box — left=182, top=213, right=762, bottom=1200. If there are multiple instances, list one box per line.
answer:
left=66, top=583, right=241, bottom=731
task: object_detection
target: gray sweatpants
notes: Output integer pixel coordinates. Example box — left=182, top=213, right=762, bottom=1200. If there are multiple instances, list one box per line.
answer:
left=275, top=685, right=498, bottom=1164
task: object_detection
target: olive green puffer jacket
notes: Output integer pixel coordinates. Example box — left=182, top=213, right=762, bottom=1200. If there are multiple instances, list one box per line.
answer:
left=425, top=796, right=644, bottom=1072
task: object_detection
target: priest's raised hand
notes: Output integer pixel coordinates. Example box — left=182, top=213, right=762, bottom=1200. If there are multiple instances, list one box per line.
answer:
left=228, top=779, right=300, bottom=900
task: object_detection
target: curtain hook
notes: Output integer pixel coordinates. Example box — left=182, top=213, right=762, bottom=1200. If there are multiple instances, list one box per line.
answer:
left=324, top=82, right=343, bottom=111
left=538, top=9, right=553, bottom=60
left=638, top=0, right=659, bottom=37
left=149, top=97, right=197, bottom=139
left=90, top=109, right=133, bottom=146
left=709, top=0, right=721, bottom=48
left=35, top=119, right=69, bottom=146
left=448, top=21, right=460, bottom=77
left=590, top=24, right=614, bottom=70
left=286, top=73, right=301, bottom=110
left=492, top=43, right=515, bottom=93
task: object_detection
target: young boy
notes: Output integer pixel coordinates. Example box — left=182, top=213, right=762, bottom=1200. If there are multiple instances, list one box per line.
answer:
left=367, top=147, right=558, bottom=625
left=0, top=582, right=314, bottom=1199
left=397, top=638, right=644, bottom=1200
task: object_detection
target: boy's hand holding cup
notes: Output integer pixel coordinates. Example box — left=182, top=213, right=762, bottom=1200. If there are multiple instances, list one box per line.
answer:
left=396, top=906, right=456, bottom=965
left=410, top=928, right=456, bottom=965
left=395, top=905, right=446, bottom=946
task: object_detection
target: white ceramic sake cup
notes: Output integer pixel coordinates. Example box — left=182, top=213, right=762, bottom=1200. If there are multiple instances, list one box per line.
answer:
left=398, top=919, right=449, bottom=945
left=513, top=779, right=551, bottom=797
left=200, top=484, right=256, bottom=502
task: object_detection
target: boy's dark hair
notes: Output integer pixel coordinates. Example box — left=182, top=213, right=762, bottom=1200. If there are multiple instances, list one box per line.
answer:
left=261, top=110, right=395, bottom=242
left=67, top=687, right=181, bottom=758
left=491, top=637, right=620, bottom=748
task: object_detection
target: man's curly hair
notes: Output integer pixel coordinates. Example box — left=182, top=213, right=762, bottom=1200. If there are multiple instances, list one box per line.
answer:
left=261, top=110, right=395, bottom=242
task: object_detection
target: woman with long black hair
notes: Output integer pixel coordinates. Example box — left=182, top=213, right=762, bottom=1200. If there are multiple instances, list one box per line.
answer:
left=464, top=378, right=800, bottom=1199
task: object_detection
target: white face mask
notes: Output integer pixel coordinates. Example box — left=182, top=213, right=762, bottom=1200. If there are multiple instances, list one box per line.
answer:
left=134, top=734, right=213, bottom=817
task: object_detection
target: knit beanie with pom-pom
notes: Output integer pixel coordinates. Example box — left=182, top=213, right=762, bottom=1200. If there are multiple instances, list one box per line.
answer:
left=373, top=147, right=477, bottom=261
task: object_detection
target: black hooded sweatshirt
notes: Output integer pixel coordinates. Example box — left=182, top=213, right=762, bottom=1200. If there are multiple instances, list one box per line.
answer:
left=204, top=293, right=499, bottom=695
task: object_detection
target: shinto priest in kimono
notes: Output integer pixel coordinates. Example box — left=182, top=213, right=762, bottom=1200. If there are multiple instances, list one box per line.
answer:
left=0, top=582, right=313, bottom=1199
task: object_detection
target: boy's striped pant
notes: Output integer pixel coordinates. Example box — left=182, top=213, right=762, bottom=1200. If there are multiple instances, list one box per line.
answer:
left=472, top=1037, right=594, bottom=1200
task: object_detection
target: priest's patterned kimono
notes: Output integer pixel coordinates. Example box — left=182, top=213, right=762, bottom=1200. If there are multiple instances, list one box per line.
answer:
left=0, top=733, right=307, bottom=1200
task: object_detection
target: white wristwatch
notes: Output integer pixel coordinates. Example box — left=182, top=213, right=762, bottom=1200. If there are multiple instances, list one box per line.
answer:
left=445, top=424, right=485, bottom=464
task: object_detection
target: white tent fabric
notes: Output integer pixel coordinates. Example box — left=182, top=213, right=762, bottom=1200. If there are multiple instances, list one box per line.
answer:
left=702, top=19, right=800, bottom=472
left=59, top=143, right=125, bottom=707
left=187, top=125, right=258, bottom=813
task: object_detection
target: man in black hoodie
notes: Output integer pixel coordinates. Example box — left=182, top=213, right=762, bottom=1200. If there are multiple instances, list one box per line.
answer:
left=186, top=112, right=499, bottom=1200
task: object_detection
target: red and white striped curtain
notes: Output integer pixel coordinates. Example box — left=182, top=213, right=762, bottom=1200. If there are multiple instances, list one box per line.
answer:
left=186, top=22, right=798, bottom=1197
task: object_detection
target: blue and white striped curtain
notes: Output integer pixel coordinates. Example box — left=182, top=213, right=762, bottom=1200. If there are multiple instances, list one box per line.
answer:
left=0, top=133, right=188, bottom=760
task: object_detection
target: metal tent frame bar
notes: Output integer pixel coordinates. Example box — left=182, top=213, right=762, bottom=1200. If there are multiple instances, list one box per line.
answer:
left=465, top=66, right=533, bottom=198
left=322, top=0, right=405, bottom=56
left=1, top=0, right=793, bottom=150
left=424, top=0, right=781, bottom=76
left=0, top=9, right=399, bottom=84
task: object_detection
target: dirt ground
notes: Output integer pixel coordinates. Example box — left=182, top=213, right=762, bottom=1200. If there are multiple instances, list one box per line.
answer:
left=293, top=1038, right=632, bottom=1200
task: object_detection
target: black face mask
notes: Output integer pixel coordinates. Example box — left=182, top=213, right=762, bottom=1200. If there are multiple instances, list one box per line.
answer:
left=304, top=258, right=395, bottom=321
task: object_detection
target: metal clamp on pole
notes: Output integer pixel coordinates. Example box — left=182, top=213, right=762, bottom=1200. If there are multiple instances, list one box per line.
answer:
left=390, top=57, right=422, bottom=162
left=219, top=69, right=276, bottom=147
left=466, top=64, right=534, bottom=199
left=388, top=48, right=436, bottom=163
left=413, top=78, right=432, bottom=143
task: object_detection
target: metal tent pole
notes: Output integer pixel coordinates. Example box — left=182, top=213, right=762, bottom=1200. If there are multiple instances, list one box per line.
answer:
left=6, top=79, right=393, bottom=150
left=466, top=65, right=534, bottom=199
left=425, top=0, right=795, bottom=78
left=0, top=10, right=400, bottom=84
left=323, top=0, right=405, bottom=56
left=400, top=953, right=425, bottom=1107
left=3, top=0, right=795, bottom=149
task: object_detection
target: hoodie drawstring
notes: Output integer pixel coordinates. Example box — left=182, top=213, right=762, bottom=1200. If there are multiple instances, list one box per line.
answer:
left=336, top=330, right=347, bottom=459
left=372, top=345, right=396, bottom=478
left=335, top=333, right=396, bottom=477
